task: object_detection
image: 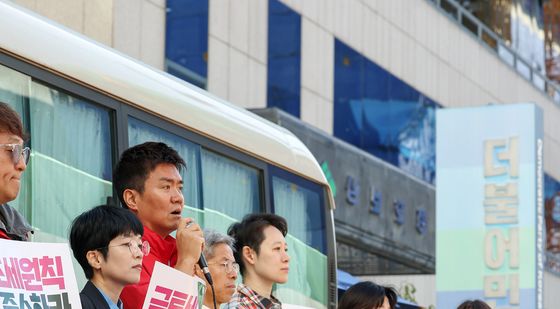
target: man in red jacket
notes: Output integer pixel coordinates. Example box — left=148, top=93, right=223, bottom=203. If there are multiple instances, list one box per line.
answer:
left=114, top=142, right=204, bottom=308
left=0, top=102, right=31, bottom=241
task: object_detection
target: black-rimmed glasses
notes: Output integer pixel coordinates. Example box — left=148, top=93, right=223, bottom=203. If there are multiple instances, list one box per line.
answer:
left=208, top=260, right=239, bottom=274
left=0, top=144, right=30, bottom=165
left=97, top=240, right=150, bottom=256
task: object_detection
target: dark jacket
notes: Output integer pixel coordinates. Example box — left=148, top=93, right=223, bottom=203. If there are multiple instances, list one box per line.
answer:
left=0, top=203, right=32, bottom=241
left=80, top=281, right=113, bottom=309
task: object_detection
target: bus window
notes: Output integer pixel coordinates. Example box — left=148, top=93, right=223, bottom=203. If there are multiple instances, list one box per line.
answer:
left=200, top=148, right=261, bottom=233
left=128, top=116, right=202, bottom=221
left=0, top=64, right=31, bottom=217
left=0, top=63, right=114, bottom=242
left=271, top=167, right=328, bottom=309
left=29, top=80, right=114, bottom=242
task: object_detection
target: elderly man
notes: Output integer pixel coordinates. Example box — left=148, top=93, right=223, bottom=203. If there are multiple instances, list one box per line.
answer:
left=0, top=102, right=31, bottom=241
left=195, top=229, right=238, bottom=309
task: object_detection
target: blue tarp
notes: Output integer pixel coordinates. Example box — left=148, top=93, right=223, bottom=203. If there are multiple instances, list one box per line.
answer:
left=336, top=269, right=359, bottom=290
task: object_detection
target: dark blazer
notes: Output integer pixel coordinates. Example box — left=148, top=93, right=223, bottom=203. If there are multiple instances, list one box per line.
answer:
left=79, top=281, right=112, bottom=309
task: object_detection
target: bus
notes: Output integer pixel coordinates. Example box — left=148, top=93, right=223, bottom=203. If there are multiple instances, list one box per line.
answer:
left=0, top=1, right=337, bottom=308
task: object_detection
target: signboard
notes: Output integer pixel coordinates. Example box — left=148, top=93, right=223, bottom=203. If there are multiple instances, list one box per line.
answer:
left=436, top=104, right=544, bottom=309
left=143, top=261, right=205, bottom=309
left=0, top=239, right=81, bottom=308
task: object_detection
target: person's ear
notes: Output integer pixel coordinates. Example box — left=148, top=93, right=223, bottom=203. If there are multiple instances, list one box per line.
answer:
left=123, top=189, right=140, bottom=212
left=86, top=250, right=103, bottom=271
left=242, top=246, right=256, bottom=265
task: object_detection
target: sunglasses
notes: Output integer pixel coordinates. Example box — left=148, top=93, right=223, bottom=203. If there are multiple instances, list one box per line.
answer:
left=0, top=143, right=30, bottom=165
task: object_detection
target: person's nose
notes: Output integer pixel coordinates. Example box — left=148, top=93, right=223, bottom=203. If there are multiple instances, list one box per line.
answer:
left=282, top=250, right=290, bottom=263
left=229, top=269, right=238, bottom=280
left=171, top=187, right=184, bottom=204
left=135, top=249, right=143, bottom=259
left=15, top=154, right=26, bottom=171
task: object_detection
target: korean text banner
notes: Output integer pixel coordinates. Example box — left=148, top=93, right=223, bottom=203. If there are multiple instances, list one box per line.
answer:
left=0, top=239, right=81, bottom=309
left=436, top=104, right=544, bottom=309
left=142, top=261, right=205, bottom=309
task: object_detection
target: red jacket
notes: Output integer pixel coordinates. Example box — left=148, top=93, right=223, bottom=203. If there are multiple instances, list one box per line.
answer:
left=121, top=226, right=178, bottom=309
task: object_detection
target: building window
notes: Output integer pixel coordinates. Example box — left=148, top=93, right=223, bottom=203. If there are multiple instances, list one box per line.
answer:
left=334, top=39, right=438, bottom=184
left=165, top=0, right=209, bottom=89
left=267, top=0, right=301, bottom=117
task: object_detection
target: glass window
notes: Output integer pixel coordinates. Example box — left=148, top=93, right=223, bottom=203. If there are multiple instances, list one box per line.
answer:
left=0, top=64, right=114, bottom=243
left=200, top=148, right=260, bottom=233
left=267, top=0, right=301, bottom=117
left=271, top=167, right=327, bottom=308
left=165, top=0, right=208, bottom=89
left=334, top=39, right=438, bottom=184
left=272, top=169, right=326, bottom=254
left=128, top=117, right=202, bottom=220
left=0, top=64, right=31, bottom=217
left=28, top=81, right=113, bottom=242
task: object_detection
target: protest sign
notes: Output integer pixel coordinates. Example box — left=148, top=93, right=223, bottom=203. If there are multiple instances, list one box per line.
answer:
left=0, top=239, right=81, bottom=309
left=143, top=261, right=205, bottom=309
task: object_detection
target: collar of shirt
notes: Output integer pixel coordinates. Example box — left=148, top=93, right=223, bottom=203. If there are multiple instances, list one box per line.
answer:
left=96, top=285, right=123, bottom=309
left=236, top=283, right=282, bottom=308
left=142, top=225, right=177, bottom=266
left=0, top=203, right=33, bottom=240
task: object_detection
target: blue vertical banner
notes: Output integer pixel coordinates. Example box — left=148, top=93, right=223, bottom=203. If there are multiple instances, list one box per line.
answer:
left=436, top=104, right=544, bottom=309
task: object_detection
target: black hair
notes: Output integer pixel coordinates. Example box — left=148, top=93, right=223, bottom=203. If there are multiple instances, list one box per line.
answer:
left=337, top=281, right=398, bottom=309
left=457, top=300, right=491, bottom=309
left=113, top=142, right=186, bottom=209
left=227, top=213, right=288, bottom=276
left=0, top=102, right=26, bottom=140
left=69, top=205, right=144, bottom=279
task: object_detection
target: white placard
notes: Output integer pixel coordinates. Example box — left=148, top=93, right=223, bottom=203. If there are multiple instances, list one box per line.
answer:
left=0, top=239, right=81, bottom=308
left=142, top=261, right=206, bottom=309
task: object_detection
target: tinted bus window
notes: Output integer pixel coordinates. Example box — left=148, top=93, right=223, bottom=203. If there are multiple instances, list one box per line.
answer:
left=0, top=63, right=114, bottom=242
left=271, top=167, right=328, bottom=308
left=200, top=148, right=261, bottom=231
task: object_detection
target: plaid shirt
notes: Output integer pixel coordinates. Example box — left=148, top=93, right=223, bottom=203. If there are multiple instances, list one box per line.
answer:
left=224, top=284, right=282, bottom=309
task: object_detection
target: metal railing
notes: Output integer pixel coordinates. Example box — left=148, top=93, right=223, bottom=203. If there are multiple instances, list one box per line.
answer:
left=427, top=0, right=560, bottom=107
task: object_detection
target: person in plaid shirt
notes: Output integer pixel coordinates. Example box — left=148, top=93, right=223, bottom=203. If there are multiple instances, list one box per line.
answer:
left=224, top=214, right=290, bottom=309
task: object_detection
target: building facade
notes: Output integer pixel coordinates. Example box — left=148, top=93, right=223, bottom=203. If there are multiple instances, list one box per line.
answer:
left=10, top=0, right=560, bottom=307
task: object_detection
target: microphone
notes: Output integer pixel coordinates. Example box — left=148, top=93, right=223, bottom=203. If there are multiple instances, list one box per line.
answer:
left=198, top=254, right=213, bottom=286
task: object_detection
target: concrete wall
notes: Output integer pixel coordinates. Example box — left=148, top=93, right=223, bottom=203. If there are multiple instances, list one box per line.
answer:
left=12, top=0, right=166, bottom=70
left=207, top=0, right=268, bottom=109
